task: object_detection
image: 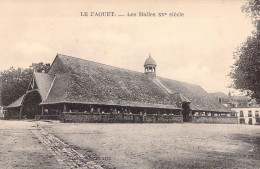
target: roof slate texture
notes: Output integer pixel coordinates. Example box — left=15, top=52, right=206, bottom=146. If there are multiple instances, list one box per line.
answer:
left=40, top=54, right=231, bottom=112
left=34, top=72, right=54, bottom=100
left=158, top=78, right=231, bottom=112
left=6, top=94, right=25, bottom=108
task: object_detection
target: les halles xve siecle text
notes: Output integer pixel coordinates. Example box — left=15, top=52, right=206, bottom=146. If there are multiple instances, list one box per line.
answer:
left=80, top=11, right=184, bottom=17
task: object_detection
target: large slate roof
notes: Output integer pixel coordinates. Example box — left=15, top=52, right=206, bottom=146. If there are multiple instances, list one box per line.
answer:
left=41, top=54, right=179, bottom=109
left=37, top=54, right=231, bottom=112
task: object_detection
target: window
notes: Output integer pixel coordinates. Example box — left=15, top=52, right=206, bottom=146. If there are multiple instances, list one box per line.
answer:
left=256, top=118, right=260, bottom=123
left=256, top=111, right=259, bottom=117
left=249, top=118, right=253, bottom=125
left=248, top=110, right=252, bottom=117
left=240, top=111, right=244, bottom=117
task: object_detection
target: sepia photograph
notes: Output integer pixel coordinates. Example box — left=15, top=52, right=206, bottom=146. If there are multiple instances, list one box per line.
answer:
left=0, top=0, right=260, bottom=168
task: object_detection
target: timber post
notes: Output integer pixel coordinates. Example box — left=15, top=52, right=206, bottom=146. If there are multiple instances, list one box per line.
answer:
left=41, top=106, right=44, bottom=116
left=63, top=103, right=67, bottom=112
left=19, top=106, right=23, bottom=119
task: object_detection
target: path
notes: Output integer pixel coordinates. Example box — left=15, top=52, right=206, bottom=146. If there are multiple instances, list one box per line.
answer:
left=30, top=123, right=103, bottom=169
left=0, top=120, right=104, bottom=169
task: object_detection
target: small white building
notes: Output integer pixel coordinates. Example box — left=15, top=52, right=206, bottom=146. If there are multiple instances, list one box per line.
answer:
left=232, top=107, right=260, bottom=125
left=229, top=95, right=260, bottom=125
left=209, top=92, right=260, bottom=125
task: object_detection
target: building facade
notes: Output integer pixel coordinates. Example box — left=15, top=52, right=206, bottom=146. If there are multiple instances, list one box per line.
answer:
left=233, top=107, right=260, bottom=125
left=230, top=95, right=260, bottom=125
left=6, top=54, right=233, bottom=122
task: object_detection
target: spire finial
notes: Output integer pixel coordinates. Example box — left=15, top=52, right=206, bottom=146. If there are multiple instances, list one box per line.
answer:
left=149, top=52, right=151, bottom=57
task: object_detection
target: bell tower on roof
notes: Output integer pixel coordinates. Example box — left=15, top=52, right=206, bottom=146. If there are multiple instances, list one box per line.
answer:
left=144, top=53, right=156, bottom=77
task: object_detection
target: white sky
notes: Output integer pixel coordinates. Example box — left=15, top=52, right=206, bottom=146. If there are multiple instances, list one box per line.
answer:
left=0, top=0, right=255, bottom=95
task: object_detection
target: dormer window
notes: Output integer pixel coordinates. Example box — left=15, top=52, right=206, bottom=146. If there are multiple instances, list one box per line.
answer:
left=218, top=97, right=223, bottom=103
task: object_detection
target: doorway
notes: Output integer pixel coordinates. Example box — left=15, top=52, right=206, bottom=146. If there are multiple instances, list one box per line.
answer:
left=248, top=118, right=252, bottom=125
left=239, top=118, right=245, bottom=124
left=182, top=102, right=191, bottom=122
left=22, top=91, right=42, bottom=119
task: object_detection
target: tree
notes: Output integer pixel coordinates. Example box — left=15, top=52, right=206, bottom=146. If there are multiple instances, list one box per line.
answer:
left=229, top=0, right=260, bottom=103
left=0, top=63, right=50, bottom=106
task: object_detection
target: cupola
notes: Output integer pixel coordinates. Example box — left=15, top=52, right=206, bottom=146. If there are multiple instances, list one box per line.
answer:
left=144, top=54, right=156, bottom=77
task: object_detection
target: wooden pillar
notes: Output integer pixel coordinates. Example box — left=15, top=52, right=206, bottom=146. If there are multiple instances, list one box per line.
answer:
left=41, top=106, right=44, bottom=116
left=19, top=106, right=23, bottom=119
left=58, top=104, right=61, bottom=115
left=63, top=103, right=67, bottom=112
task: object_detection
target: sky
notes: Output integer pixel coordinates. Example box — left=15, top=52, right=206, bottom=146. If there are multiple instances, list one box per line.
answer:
left=0, top=0, right=255, bottom=95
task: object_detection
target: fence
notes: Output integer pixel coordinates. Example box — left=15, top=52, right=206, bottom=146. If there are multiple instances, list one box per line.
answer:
left=61, top=112, right=183, bottom=123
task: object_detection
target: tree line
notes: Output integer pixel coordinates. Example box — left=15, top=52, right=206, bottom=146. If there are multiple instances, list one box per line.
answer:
left=229, top=0, right=260, bottom=103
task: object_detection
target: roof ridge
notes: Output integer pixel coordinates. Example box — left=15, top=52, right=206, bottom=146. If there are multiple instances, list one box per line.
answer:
left=62, top=73, right=73, bottom=103
left=53, top=55, right=75, bottom=103
left=43, top=75, right=57, bottom=102
left=57, top=54, right=146, bottom=75
left=33, top=72, right=54, bottom=99
left=33, top=72, right=43, bottom=100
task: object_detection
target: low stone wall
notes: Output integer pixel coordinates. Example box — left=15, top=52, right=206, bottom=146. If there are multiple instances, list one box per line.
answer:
left=3, top=115, right=20, bottom=119
left=61, top=112, right=183, bottom=123
left=191, top=116, right=237, bottom=124
left=35, top=115, right=61, bottom=120
left=144, top=114, right=183, bottom=123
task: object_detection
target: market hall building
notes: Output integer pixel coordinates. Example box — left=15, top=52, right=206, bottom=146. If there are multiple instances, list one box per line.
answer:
left=6, top=54, right=234, bottom=123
